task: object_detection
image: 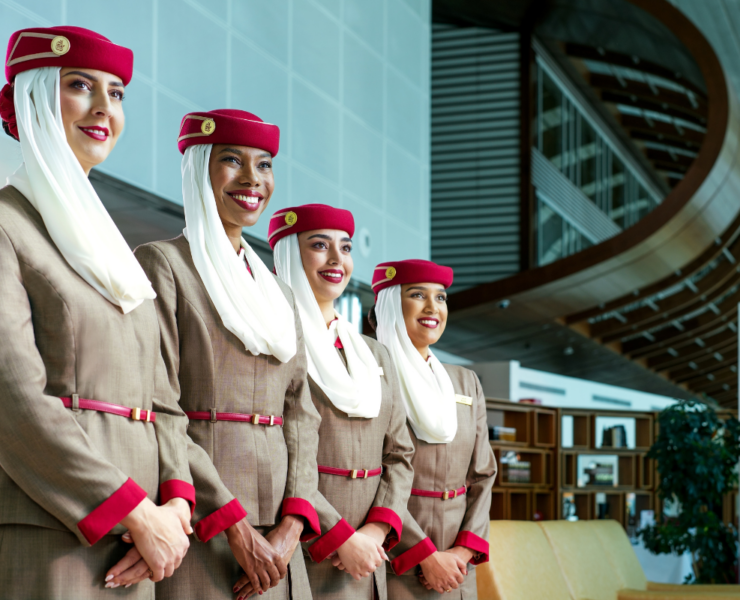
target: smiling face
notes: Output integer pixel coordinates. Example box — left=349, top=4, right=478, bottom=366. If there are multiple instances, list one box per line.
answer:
left=208, top=144, right=275, bottom=237
left=400, top=282, right=449, bottom=356
left=297, top=229, right=353, bottom=319
left=59, top=67, right=125, bottom=175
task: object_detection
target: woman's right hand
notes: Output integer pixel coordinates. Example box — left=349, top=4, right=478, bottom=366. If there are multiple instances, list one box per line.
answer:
left=226, top=517, right=287, bottom=595
left=419, top=551, right=466, bottom=593
left=115, top=497, right=191, bottom=582
left=332, top=532, right=387, bottom=580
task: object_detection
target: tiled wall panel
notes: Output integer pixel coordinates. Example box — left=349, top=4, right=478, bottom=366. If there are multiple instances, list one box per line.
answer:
left=0, top=0, right=430, bottom=283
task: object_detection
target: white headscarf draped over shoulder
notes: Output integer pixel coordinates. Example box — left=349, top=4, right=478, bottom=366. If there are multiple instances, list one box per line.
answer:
left=180, top=144, right=296, bottom=362
left=7, top=67, right=155, bottom=313
left=273, top=228, right=381, bottom=418
left=374, top=260, right=457, bottom=443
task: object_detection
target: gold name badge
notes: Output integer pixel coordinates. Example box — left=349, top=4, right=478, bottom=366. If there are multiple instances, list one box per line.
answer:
left=455, top=394, right=473, bottom=406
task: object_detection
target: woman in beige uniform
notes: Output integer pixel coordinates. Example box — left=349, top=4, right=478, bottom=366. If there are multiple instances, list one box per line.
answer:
left=134, top=109, right=321, bottom=600
left=372, top=260, right=497, bottom=599
left=0, top=26, right=193, bottom=599
left=264, top=203, right=415, bottom=600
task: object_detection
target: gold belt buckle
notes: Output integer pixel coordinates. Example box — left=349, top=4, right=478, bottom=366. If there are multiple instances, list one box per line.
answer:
left=252, top=413, right=261, bottom=425
left=269, top=415, right=275, bottom=426
left=351, top=469, right=358, bottom=479
left=453, top=488, right=458, bottom=498
left=131, top=407, right=141, bottom=421
left=442, top=490, right=450, bottom=501
left=363, top=468, right=369, bottom=479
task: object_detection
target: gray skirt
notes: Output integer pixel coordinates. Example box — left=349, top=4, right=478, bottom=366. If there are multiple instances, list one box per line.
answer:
left=386, top=566, right=478, bottom=600
left=156, top=527, right=310, bottom=600
left=0, top=524, right=154, bottom=600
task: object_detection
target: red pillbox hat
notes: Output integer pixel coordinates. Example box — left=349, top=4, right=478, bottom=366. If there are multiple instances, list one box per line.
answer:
left=372, top=259, right=454, bottom=294
left=177, top=109, right=280, bottom=156
left=5, top=26, right=134, bottom=85
left=267, top=204, right=355, bottom=249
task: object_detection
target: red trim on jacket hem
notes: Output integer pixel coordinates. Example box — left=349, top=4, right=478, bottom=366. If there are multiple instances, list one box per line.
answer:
left=308, top=518, right=355, bottom=563
left=391, top=537, right=437, bottom=575
left=454, top=530, right=489, bottom=564
left=194, top=498, right=247, bottom=543
left=366, top=506, right=403, bottom=550
left=77, top=478, right=147, bottom=546
left=159, top=480, right=196, bottom=516
left=282, top=498, right=321, bottom=541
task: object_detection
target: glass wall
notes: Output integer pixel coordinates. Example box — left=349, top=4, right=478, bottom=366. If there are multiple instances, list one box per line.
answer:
left=534, top=62, right=662, bottom=265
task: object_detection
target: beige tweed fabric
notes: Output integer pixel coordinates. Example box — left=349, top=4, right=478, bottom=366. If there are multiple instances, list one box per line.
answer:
left=387, top=365, right=497, bottom=599
left=135, top=235, right=320, bottom=600
left=0, top=525, right=154, bottom=599
left=0, top=186, right=192, bottom=591
left=303, top=337, right=415, bottom=600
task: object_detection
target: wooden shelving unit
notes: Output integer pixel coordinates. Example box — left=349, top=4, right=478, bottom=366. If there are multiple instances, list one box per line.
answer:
left=487, top=401, right=738, bottom=531
left=487, top=399, right=558, bottom=522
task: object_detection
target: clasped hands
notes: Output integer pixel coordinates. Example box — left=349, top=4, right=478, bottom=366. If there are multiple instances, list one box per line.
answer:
left=329, top=522, right=390, bottom=581
left=231, top=514, right=304, bottom=600
left=104, top=497, right=192, bottom=589
left=418, top=546, right=474, bottom=594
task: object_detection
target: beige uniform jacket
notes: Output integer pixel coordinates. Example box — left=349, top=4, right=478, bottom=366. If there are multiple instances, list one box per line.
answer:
left=135, top=236, right=321, bottom=542
left=302, top=337, right=415, bottom=599
left=0, top=186, right=193, bottom=547
left=389, top=364, right=497, bottom=578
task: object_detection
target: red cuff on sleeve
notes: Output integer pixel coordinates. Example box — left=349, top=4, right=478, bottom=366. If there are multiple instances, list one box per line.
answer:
left=391, top=537, right=437, bottom=575
left=282, top=498, right=321, bottom=542
left=194, top=498, right=247, bottom=543
left=366, top=506, right=403, bottom=550
left=160, top=480, right=196, bottom=516
left=308, top=518, right=355, bottom=563
left=77, top=478, right=147, bottom=546
left=454, top=530, right=489, bottom=565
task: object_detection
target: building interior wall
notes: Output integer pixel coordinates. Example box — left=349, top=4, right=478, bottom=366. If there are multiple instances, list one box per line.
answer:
left=0, top=0, right=432, bottom=286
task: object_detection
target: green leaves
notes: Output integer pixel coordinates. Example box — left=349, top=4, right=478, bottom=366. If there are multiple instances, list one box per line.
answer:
left=639, top=399, right=740, bottom=584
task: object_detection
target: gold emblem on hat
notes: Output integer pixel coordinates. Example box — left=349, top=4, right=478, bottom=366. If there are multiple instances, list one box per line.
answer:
left=285, top=211, right=298, bottom=226
left=201, top=119, right=216, bottom=135
left=385, top=266, right=397, bottom=280
left=51, top=36, right=71, bottom=56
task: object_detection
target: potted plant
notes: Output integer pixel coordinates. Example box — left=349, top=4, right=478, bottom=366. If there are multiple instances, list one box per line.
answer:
left=639, top=398, right=740, bottom=583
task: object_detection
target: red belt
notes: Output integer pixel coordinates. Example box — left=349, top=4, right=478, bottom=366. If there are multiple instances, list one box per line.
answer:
left=60, top=395, right=156, bottom=422
left=318, top=465, right=383, bottom=479
left=186, top=410, right=283, bottom=426
left=411, top=486, right=466, bottom=500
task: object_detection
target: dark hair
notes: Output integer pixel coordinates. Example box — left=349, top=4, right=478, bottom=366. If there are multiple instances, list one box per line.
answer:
left=367, top=304, right=377, bottom=332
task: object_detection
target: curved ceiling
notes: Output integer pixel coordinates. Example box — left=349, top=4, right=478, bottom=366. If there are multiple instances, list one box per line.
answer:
left=436, top=0, right=740, bottom=406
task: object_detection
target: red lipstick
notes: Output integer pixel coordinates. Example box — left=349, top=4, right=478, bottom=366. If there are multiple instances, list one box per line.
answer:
left=418, top=317, right=439, bottom=329
left=227, top=189, right=263, bottom=212
left=318, top=269, right=344, bottom=284
left=79, top=125, right=109, bottom=141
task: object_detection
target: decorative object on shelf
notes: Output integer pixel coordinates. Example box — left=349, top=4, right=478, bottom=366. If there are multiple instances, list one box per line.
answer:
left=490, top=425, right=517, bottom=442
left=595, top=492, right=610, bottom=519
left=501, top=450, right=531, bottom=484
left=585, top=461, right=615, bottom=486
left=562, top=493, right=578, bottom=521
left=638, top=399, right=740, bottom=584
left=518, top=398, right=542, bottom=405
left=625, top=493, right=637, bottom=541
left=533, top=509, right=544, bottom=521
left=602, top=424, right=627, bottom=448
